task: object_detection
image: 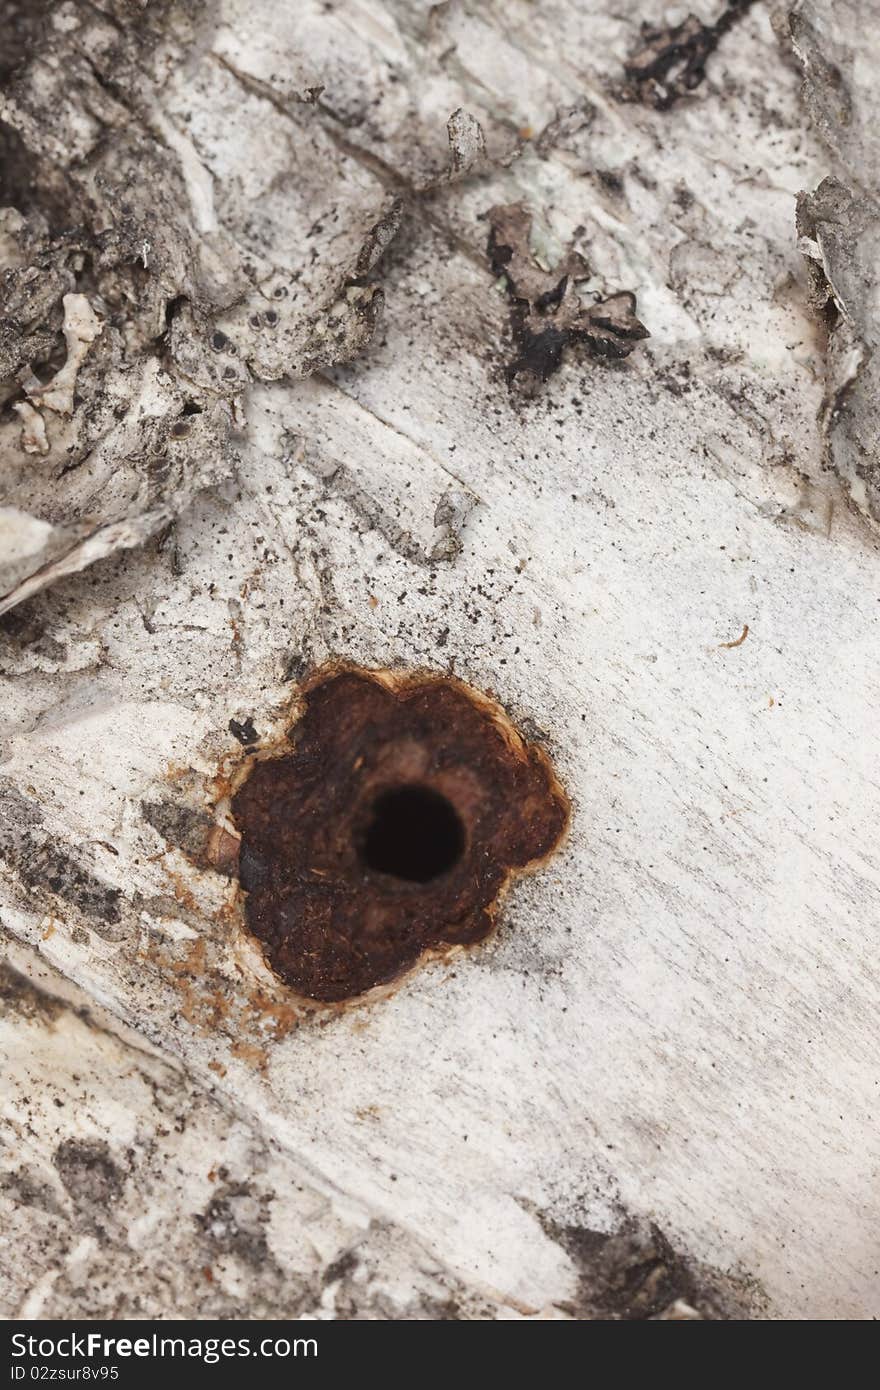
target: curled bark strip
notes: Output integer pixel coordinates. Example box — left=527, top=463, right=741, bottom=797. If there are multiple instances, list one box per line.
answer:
left=487, top=203, right=648, bottom=387
left=788, top=2, right=880, bottom=520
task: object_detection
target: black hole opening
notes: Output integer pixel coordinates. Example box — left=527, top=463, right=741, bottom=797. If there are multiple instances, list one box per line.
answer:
left=360, top=785, right=465, bottom=883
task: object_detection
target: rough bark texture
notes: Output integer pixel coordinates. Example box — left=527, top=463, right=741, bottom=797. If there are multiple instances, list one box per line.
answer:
left=1, top=0, right=879, bottom=1319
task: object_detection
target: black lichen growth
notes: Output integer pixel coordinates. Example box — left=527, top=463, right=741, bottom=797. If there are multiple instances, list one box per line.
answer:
left=621, top=1, right=757, bottom=110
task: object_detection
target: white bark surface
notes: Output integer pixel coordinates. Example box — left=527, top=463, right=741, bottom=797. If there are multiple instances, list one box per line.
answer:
left=1, top=0, right=878, bottom=1319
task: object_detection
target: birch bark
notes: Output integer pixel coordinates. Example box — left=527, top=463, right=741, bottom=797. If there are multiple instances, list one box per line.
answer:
left=1, top=0, right=878, bottom=1319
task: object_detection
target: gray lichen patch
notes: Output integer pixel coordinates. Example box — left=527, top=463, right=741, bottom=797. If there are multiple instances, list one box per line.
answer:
left=0, top=961, right=65, bottom=1026
left=54, top=1137, right=126, bottom=1212
left=544, top=1212, right=766, bottom=1320
left=142, top=797, right=241, bottom=881
left=141, top=798, right=218, bottom=865
left=0, top=781, right=123, bottom=934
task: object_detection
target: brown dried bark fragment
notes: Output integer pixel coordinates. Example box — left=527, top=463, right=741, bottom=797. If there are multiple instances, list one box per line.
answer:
left=487, top=203, right=648, bottom=386
left=231, top=668, right=569, bottom=1003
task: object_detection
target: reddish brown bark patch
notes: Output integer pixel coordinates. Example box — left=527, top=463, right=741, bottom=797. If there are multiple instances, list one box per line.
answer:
left=231, top=669, right=569, bottom=1002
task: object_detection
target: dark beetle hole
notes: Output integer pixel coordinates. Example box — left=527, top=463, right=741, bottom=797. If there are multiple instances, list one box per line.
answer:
left=360, top=785, right=464, bottom=883
left=231, top=668, right=570, bottom=1001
